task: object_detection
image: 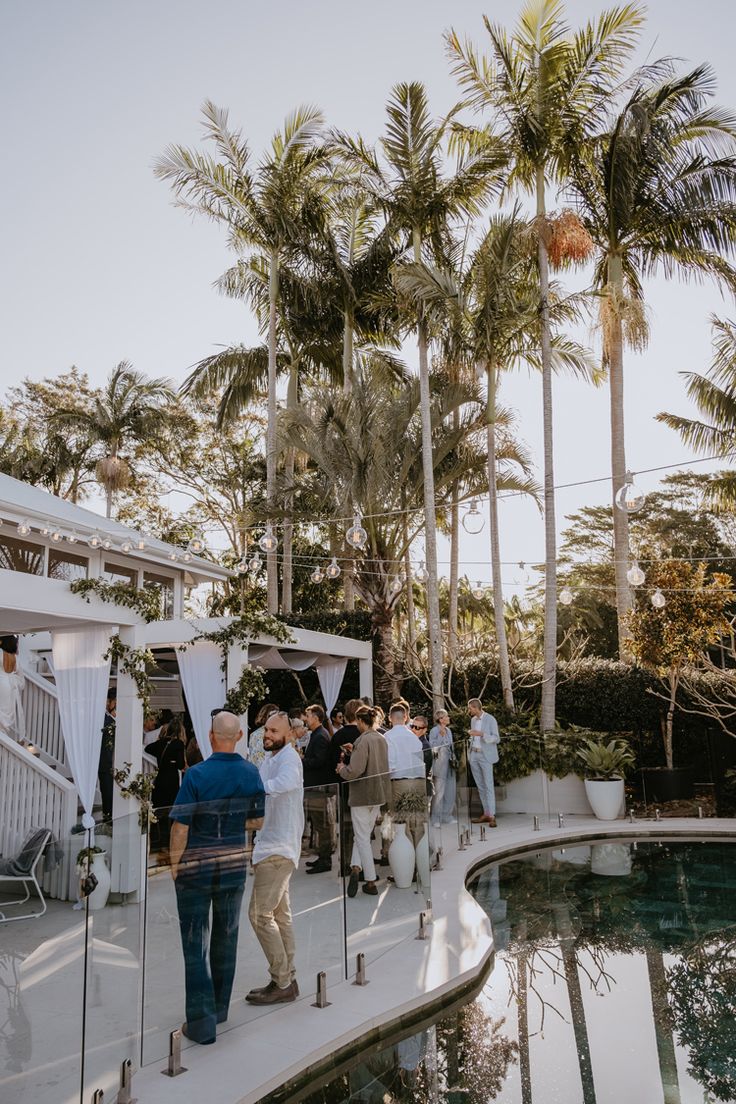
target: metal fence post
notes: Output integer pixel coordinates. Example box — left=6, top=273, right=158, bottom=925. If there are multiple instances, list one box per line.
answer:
left=116, top=1058, right=137, bottom=1104
left=161, top=1028, right=187, bottom=1078
left=416, top=911, right=428, bottom=940
left=353, top=953, right=368, bottom=986
left=312, top=971, right=331, bottom=1008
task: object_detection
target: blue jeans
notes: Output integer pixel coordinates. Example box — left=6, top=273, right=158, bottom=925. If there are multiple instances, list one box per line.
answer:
left=469, top=749, right=496, bottom=816
left=174, top=855, right=246, bottom=1043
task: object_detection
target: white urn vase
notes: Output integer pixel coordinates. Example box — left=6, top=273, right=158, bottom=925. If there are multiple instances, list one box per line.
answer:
left=388, top=823, right=415, bottom=888
left=584, top=778, right=625, bottom=821
left=87, top=852, right=111, bottom=910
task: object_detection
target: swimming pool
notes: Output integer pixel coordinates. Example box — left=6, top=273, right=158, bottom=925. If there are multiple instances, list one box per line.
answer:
left=292, top=838, right=736, bottom=1103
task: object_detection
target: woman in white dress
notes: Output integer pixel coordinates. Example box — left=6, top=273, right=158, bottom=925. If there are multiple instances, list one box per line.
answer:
left=0, top=634, right=25, bottom=738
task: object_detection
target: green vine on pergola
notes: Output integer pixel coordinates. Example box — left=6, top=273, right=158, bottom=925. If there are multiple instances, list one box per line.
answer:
left=70, top=578, right=162, bottom=623
left=104, top=634, right=156, bottom=716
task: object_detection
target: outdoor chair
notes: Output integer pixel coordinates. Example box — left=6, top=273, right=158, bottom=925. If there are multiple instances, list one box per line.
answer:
left=0, top=827, right=52, bottom=922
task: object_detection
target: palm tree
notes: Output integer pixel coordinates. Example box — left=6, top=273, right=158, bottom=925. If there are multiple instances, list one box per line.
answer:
left=658, top=316, right=736, bottom=509
left=337, top=81, right=503, bottom=711
left=568, top=66, right=736, bottom=653
left=52, top=362, right=173, bottom=517
left=155, top=101, right=329, bottom=611
left=447, top=0, right=644, bottom=730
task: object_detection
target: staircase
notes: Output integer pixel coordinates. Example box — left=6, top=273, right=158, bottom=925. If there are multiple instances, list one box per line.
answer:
left=20, top=667, right=72, bottom=778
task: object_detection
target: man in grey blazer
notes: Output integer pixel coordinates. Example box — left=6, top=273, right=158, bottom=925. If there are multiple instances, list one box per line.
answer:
left=467, top=698, right=499, bottom=826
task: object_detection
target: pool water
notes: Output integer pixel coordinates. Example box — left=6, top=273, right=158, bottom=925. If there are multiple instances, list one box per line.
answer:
left=298, top=838, right=736, bottom=1104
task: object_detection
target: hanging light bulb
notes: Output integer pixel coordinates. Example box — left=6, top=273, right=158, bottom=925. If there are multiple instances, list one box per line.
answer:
left=167, top=550, right=178, bottom=563
left=462, top=500, right=485, bottom=535
left=66, top=531, right=79, bottom=545
left=50, top=528, right=63, bottom=543
left=391, top=575, right=404, bottom=595
left=626, top=561, right=646, bottom=587
left=651, top=588, right=666, bottom=609
left=345, top=514, right=368, bottom=551
left=248, top=552, right=262, bottom=572
left=471, top=580, right=485, bottom=601
left=188, top=534, right=206, bottom=556
left=181, top=550, right=193, bottom=563
left=326, top=556, right=342, bottom=580
left=259, top=525, right=278, bottom=554
left=101, top=536, right=114, bottom=551
left=559, top=587, right=574, bottom=606
left=16, top=518, right=32, bottom=536
left=134, top=534, right=147, bottom=552
left=235, top=557, right=249, bottom=576
left=615, top=471, right=645, bottom=514
left=40, top=522, right=51, bottom=537
left=87, top=531, right=103, bottom=549
left=415, top=561, right=429, bottom=584
left=120, top=538, right=133, bottom=554
left=310, top=566, right=324, bottom=584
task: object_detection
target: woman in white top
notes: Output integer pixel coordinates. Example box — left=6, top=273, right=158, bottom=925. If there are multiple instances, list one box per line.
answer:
left=428, top=710, right=457, bottom=826
left=0, top=635, right=25, bottom=738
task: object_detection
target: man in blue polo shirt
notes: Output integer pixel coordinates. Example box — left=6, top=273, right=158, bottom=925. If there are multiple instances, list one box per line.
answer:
left=169, top=710, right=265, bottom=1044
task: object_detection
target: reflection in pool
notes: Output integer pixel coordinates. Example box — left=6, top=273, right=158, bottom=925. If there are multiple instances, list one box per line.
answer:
left=298, top=839, right=736, bottom=1104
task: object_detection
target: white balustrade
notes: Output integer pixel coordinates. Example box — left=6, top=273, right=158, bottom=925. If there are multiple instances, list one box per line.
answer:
left=20, top=667, right=70, bottom=776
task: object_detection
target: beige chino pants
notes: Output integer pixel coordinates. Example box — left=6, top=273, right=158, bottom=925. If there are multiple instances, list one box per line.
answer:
left=248, top=855, right=296, bottom=988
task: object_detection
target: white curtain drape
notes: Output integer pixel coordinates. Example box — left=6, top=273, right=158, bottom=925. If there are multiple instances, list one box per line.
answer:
left=175, top=641, right=225, bottom=761
left=316, top=657, right=348, bottom=716
left=51, top=625, right=113, bottom=829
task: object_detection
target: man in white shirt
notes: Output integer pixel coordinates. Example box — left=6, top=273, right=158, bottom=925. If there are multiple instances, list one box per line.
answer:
left=467, top=698, right=500, bottom=827
left=246, top=711, right=304, bottom=1005
left=384, top=705, right=427, bottom=845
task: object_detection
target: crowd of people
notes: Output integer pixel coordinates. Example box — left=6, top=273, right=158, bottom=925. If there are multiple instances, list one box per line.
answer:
left=145, top=692, right=501, bottom=1045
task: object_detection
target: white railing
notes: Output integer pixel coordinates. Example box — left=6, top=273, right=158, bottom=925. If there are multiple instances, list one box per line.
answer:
left=20, top=667, right=70, bottom=777
left=0, top=730, right=78, bottom=900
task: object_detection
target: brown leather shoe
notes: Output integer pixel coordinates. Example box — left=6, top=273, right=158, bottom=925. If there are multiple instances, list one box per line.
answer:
left=362, top=881, right=378, bottom=895
left=486, top=815, right=497, bottom=827
left=245, top=981, right=297, bottom=1005
left=471, top=815, right=486, bottom=824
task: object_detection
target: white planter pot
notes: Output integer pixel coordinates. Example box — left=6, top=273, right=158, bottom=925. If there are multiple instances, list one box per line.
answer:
left=388, top=823, right=415, bottom=888
left=496, top=771, right=591, bottom=815
left=415, top=828, right=430, bottom=891
left=85, top=852, right=111, bottom=910
left=584, top=778, right=625, bottom=821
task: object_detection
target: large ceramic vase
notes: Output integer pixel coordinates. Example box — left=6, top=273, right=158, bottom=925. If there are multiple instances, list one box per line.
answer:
left=87, top=851, right=111, bottom=910
left=388, top=823, right=415, bottom=888
left=584, top=778, right=625, bottom=821
left=415, top=827, right=430, bottom=891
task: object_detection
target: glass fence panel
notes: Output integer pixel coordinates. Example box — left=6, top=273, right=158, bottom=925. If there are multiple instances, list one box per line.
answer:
left=80, top=810, right=146, bottom=1102
left=0, top=828, right=89, bottom=1104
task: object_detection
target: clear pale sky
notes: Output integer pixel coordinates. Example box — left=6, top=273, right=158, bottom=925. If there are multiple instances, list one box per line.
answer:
left=2, top=1, right=735, bottom=592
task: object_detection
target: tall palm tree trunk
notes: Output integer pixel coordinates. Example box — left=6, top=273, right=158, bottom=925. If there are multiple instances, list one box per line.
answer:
left=403, top=506, right=417, bottom=659
left=486, top=361, right=515, bottom=711
left=607, top=255, right=633, bottom=658
left=414, top=228, right=444, bottom=712
left=448, top=412, right=460, bottom=663
left=281, top=366, right=298, bottom=616
left=265, top=249, right=280, bottom=613
left=344, top=563, right=355, bottom=611
left=343, top=312, right=354, bottom=396
left=645, top=947, right=682, bottom=1104
left=537, top=169, right=557, bottom=733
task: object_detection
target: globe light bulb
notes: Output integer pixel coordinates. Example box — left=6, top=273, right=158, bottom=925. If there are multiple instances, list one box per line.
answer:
left=471, top=580, right=485, bottom=601
left=462, top=500, right=485, bottom=535
left=615, top=472, right=645, bottom=514
left=134, top=534, right=147, bottom=552
left=651, top=588, right=666, bottom=609
left=626, top=561, right=646, bottom=587
left=101, top=536, right=114, bottom=551
left=16, top=518, right=32, bottom=536
left=559, top=587, right=574, bottom=606
left=415, top=561, right=429, bottom=584
left=87, top=532, right=103, bottom=549
left=120, top=539, right=133, bottom=554
left=188, top=534, right=206, bottom=556
left=235, top=557, right=249, bottom=576
left=40, top=522, right=51, bottom=537
left=66, top=531, right=79, bottom=545
left=310, top=567, right=324, bottom=584
left=345, top=516, right=368, bottom=551
left=259, top=526, right=278, bottom=554
left=167, top=550, right=178, bottom=563
left=391, top=575, right=404, bottom=595
left=326, top=556, right=342, bottom=580
left=182, top=550, right=193, bottom=563
left=248, top=553, right=262, bottom=573
left=50, top=528, right=63, bottom=543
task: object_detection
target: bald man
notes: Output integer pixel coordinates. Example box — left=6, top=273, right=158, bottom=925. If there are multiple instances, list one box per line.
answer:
left=169, top=710, right=266, bottom=1044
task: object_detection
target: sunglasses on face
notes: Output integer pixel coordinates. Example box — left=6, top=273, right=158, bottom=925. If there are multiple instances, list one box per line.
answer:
left=409, top=723, right=427, bottom=731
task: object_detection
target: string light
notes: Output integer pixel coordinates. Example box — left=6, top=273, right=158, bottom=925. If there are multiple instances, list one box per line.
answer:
left=391, top=575, right=404, bottom=595
left=248, top=552, right=262, bottom=572
left=626, top=561, right=646, bottom=587
left=559, top=587, right=574, bottom=606
left=134, top=534, right=147, bottom=552
left=415, top=561, right=429, bottom=584
left=310, top=566, right=324, bottom=584
left=259, top=526, right=278, bottom=554
left=16, top=519, right=31, bottom=536
left=50, top=528, right=63, bottom=543
left=167, top=550, right=178, bottom=563
left=651, top=588, right=667, bottom=609
left=462, top=500, right=485, bottom=535
left=120, top=539, right=133, bottom=554
left=87, top=532, right=103, bottom=549
left=188, top=534, right=206, bottom=556
left=325, top=557, right=341, bottom=580
left=471, top=580, right=485, bottom=600
left=235, top=557, right=249, bottom=576
left=615, top=471, right=645, bottom=514
left=66, top=531, right=79, bottom=545
left=101, top=537, right=114, bottom=551
left=345, top=514, right=368, bottom=551
left=181, top=550, right=193, bottom=563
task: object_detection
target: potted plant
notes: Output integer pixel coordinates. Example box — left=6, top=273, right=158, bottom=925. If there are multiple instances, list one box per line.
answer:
left=389, top=790, right=430, bottom=889
left=76, top=845, right=111, bottom=910
left=577, top=737, right=635, bottom=821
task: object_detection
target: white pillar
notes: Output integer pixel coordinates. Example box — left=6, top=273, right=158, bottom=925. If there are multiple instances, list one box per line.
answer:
left=358, top=656, right=373, bottom=702
left=226, top=643, right=250, bottom=758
